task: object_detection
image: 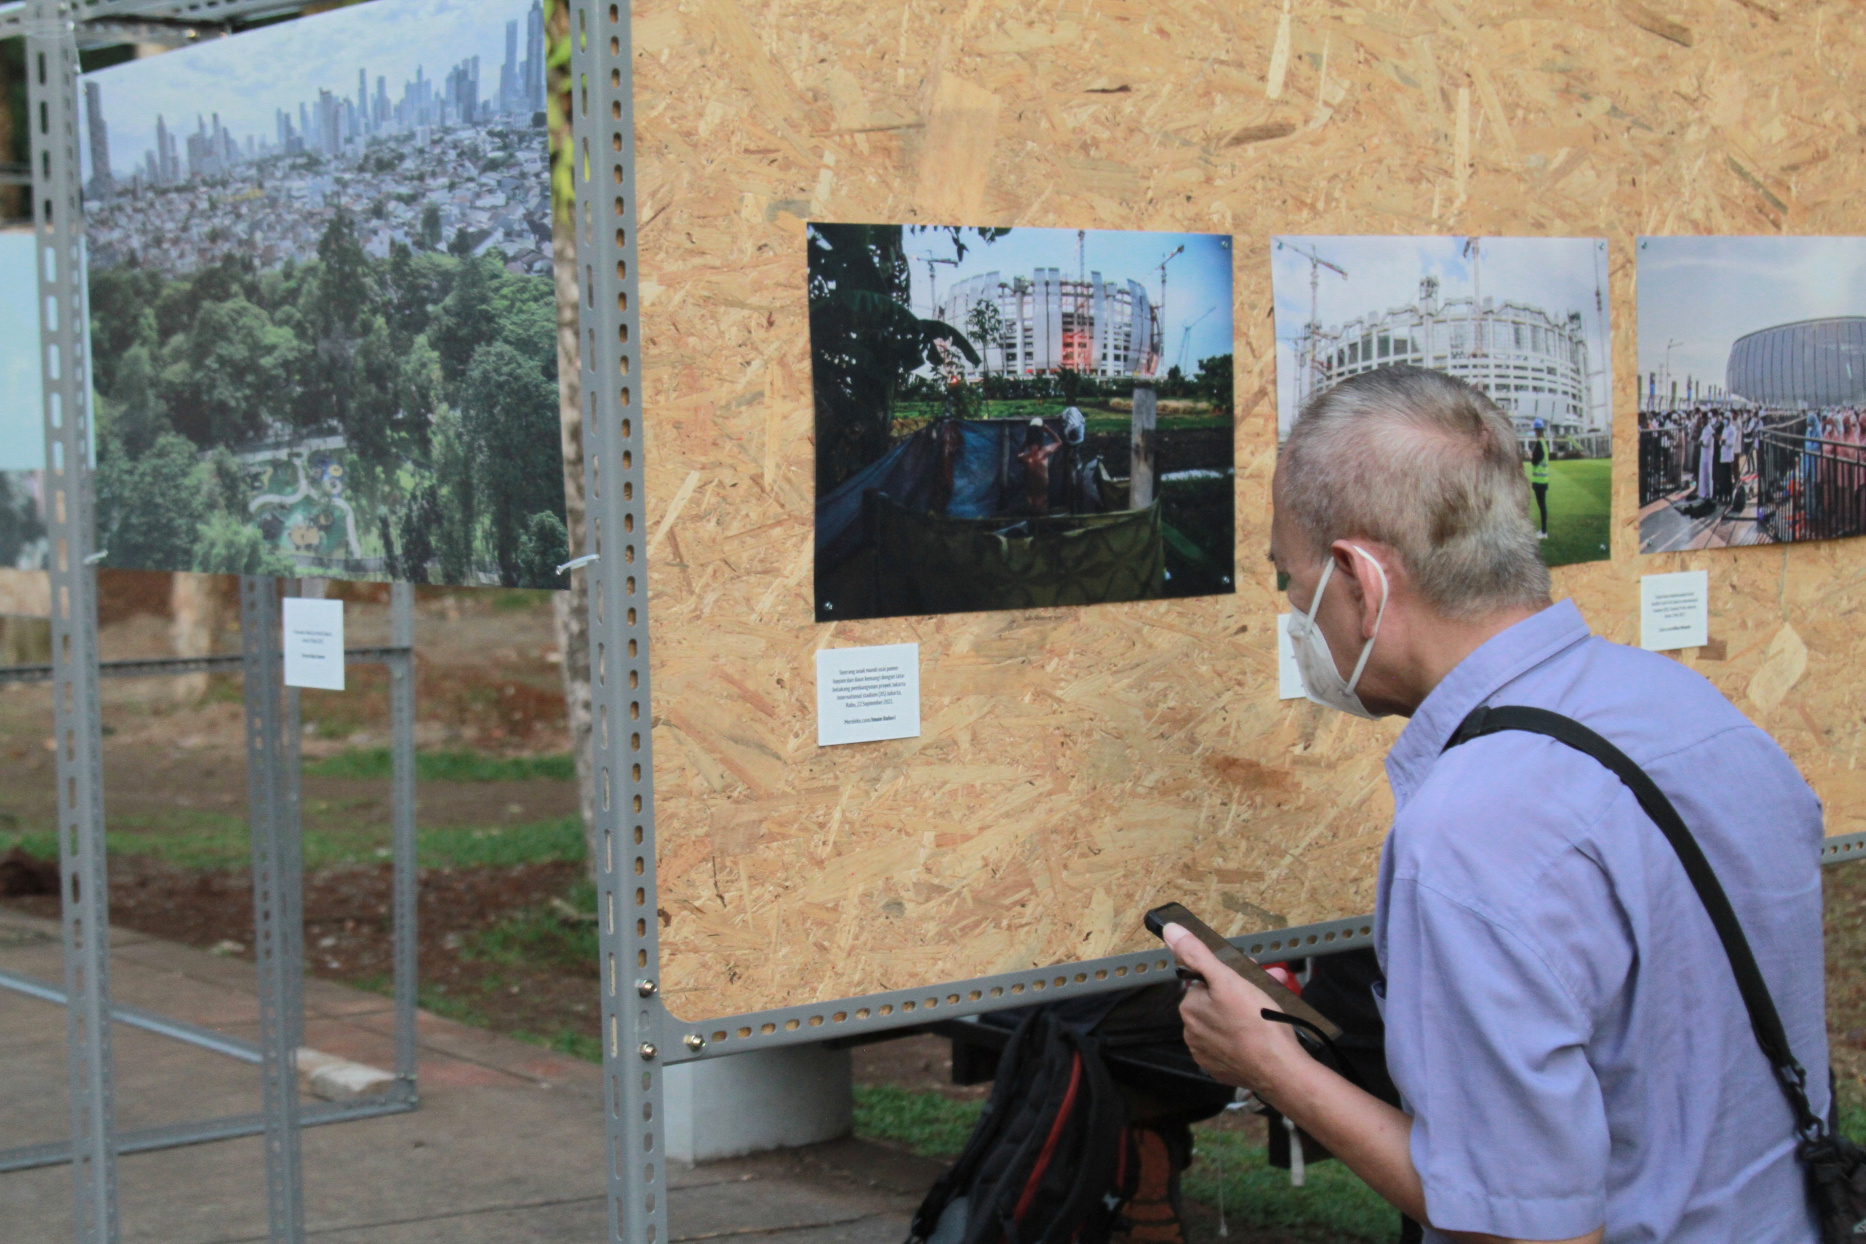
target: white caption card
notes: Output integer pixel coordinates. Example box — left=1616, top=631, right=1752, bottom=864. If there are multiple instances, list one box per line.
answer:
left=816, top=643, right=920, bottom=747
left=282, top=597, right=345, bottom=691
left=1276, top=614, right=1305, bottom=700
left=1640, top=570, right=1709, bottom=652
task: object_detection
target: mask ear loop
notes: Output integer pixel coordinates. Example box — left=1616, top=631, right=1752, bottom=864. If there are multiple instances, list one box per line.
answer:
left=1342, top=547, right=1390, bottom=694
left=1304, top=557, right=1336, bottom=626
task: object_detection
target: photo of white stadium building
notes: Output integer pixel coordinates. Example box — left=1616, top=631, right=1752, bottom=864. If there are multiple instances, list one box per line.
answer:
left=934, top=269, right=1160, bottom=379
left=1298, top=276, right=1607, bottom=456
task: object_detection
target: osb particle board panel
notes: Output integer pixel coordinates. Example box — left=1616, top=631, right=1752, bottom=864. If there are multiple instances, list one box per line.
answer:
left=633, top=0, right=1866, bottom=1021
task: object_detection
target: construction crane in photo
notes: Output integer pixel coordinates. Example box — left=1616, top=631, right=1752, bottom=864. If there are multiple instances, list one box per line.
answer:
left=919, top=253, right=959, bottom=318
left=1275, top=239, right=1348, bottom=410
left=1148, top=243, right=1184, bottom=375
left=1176, top=306, right=1215, bottom=372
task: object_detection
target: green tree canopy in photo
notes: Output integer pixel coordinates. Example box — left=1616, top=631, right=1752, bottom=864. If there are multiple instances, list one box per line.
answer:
left=1197, top=353, right=1234, bottom=415
left=87, top=198, right=569, bottom=588
left=193, top=509, right=297, bottom=576
left=95, top=432, right=207, bottom=572
left=160, top=296, right=300, bottom=446
left=463, top=340, right=566, bottom=586
left=806, top=223, right=999, bottom=495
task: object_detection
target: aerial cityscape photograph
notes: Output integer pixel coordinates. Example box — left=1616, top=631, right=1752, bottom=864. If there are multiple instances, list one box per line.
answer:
left=76, top=0, right=568, bottom=588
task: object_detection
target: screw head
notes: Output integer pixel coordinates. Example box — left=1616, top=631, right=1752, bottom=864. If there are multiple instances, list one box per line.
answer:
left=683, top=1033, right=704, bottom=1052
left=638, top=1042, right=657, bottom=1060
left=636, top=978, right=657, bottom=997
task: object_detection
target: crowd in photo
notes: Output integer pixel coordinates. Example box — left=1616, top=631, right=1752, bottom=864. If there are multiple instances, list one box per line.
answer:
left=1639, top=405, right=1866, bottom=542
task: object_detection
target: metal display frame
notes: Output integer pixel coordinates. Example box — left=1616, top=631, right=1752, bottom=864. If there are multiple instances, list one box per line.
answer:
left=15, top=0, right=1866, bottom=1240
left=15, top=16, right=423, bottom=1243
left=0, top=576, right=422, bottom=1190
left=561, top=18, right=1387, bottom=1244
left=564, top=9, right=1866, bottom=1242
left=0, top=617, right=422, bottom=1181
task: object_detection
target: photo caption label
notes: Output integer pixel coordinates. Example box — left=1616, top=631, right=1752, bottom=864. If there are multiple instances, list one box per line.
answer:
left=1640, top=569, right=1709, bottom=652
left=816, top=643, right=920, bottom=747
left=282, top=597, right=346, bottom=691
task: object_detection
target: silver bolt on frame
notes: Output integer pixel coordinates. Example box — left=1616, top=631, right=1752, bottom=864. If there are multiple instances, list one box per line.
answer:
left=30, top=1, right=122, bottom=1238
left=240, top=576, right=307, bottom=1244
left=570, top=1, right=666, bottom=1239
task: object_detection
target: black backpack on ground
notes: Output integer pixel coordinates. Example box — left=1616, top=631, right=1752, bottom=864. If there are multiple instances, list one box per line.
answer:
left=905, top=984, right=1231, bottom=1244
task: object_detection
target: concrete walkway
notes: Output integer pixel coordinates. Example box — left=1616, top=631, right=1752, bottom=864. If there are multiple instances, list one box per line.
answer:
left=0, top=908, right=943, bottom=1243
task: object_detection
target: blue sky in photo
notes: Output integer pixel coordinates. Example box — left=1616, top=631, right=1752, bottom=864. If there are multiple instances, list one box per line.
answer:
left=1270, top=235, right=1611, bottom=436
left=83, top=0, right=534, bottom=180
left=1637, top=236, right=1866, bottom=393
left=904, top=226, right=1235, bottom=371
left=0, top=233, right=43, bottom=472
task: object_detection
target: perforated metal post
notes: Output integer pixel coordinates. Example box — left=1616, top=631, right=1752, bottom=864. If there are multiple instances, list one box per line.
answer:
left=240, top=575, right=306, bottom=1244
left=29, top=2, right=121, bottom=1239
left=570, top=1, right=664, bottom=1238
left=388, top=580, right=419, bottom=1095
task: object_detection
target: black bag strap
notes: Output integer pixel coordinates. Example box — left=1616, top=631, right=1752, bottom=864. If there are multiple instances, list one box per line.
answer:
left=1260, top=1010, right=1370, bottom=1094
left=1444, top=704, right=1826, bottom=1143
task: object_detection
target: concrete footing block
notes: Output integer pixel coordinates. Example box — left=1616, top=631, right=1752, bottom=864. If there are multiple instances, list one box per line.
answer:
left=663, top=1043, right=853, bottom=1164
left=295, top=1048, right=396, bottom=1101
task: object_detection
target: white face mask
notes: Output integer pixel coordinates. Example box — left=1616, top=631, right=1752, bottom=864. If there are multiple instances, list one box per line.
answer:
left=1287, top=547, right=1390, bottom=719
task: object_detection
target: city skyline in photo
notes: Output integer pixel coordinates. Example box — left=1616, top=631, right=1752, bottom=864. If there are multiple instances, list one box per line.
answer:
left=80, top=0, right=544, bottom=191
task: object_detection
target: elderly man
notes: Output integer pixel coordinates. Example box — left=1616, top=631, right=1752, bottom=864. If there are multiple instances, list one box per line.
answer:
left=1169, top=367, right=1828, bottom=1243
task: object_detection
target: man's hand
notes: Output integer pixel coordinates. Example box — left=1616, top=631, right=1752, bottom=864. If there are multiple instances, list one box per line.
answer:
left=1162, top=923, right=1307, bottom=1100
left=1164, top=923, right=1602, bottom=1244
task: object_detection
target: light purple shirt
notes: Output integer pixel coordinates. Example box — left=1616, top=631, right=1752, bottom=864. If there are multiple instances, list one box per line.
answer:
left=1375, top=600, right=1827, bottom=1243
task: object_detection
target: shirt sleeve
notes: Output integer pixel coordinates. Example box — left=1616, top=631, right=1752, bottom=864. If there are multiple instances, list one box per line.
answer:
left=1382, top=876, right=1610, bottom=1239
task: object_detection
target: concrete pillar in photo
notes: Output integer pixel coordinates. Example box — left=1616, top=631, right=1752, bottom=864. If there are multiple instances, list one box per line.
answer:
left=662, top=1042, right=853, bottom=1164
left=1130, top=380, right=1158, bottom=509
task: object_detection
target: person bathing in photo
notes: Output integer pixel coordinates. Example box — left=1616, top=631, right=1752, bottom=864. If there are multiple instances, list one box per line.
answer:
left=1017, top=417, right=1063, bottom=517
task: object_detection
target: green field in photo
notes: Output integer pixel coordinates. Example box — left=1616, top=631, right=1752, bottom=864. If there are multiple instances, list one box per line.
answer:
left=1529, top=458, right=1612, bottom=568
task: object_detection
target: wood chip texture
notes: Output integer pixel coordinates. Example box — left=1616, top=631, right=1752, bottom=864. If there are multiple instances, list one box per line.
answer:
left=630, top=0, right=1866, bottom=1021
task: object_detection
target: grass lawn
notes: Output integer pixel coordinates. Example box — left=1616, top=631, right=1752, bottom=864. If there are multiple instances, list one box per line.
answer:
left=893, top=399, right=1230, bottom=436
left=1530, top=458, right=1612, bottom=569
left=303, top=747, right=575, bottom=783
left=0, top=810, right=586, bottom=871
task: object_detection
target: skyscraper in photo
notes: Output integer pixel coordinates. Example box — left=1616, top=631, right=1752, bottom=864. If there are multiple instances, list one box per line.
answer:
left=84, top=81, right=114, bottom=198
left=501, top=19, right=520, bottom=114
left=444, top=55, right=480, bottom=126
left=524, top=0, right=545, bottom=112
left=154, top=114, right=179, bottom=183
left=318, top=88, right=341, bottom=155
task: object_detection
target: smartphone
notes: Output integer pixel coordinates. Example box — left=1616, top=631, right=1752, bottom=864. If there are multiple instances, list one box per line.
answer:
left=1145, top=901, right=1342, bottom=1041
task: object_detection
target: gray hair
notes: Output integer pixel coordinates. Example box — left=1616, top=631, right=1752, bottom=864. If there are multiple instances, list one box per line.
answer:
left=1280, top=366, right=1550, bottom=617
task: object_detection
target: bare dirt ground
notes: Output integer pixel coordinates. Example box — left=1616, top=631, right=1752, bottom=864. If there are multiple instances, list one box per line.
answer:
left=0, top=584, right=579, bottom=839
left=0, top=579, right=595, bottom=1045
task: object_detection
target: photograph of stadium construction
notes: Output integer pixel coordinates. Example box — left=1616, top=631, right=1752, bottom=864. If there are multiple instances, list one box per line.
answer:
left=1273, top=235, right=1613, bottom=569
left=1638, top=236, right=1866, bottom=554
left=808, top=223, right=1235, bottom=622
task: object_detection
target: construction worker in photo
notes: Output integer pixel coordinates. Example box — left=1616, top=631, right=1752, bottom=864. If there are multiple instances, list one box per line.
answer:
left=1528, top=417, right=1551, bottom=540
